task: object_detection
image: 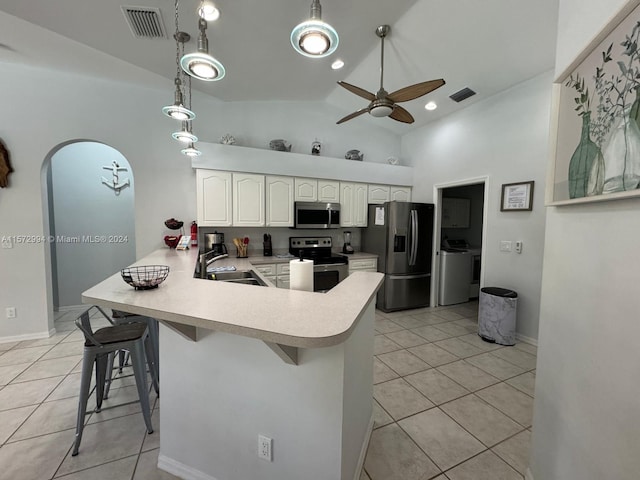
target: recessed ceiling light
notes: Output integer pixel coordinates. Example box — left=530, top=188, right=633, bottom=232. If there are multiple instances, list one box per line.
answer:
left=425, top=101, right=437, bottom=111
left=331, top=59, right=344, bottom=70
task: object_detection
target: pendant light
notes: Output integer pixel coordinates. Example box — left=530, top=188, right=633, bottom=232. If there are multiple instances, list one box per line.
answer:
left=173, top=46, right=198, bottom=144
left=291, top=0, right=339, bottom=58
left=162, top=2, right=195, bottom=120
left=181, top=143, right=202, bottom=156
left=181, top=17, right=225, bottom=81
left=198, top=0, right=220, bottom=22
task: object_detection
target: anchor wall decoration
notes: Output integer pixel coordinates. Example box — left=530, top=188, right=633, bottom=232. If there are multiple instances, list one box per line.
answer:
left=101, top=161, right=130, bottom=195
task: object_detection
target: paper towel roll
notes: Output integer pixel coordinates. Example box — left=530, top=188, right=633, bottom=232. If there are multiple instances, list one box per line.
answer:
left=289, top=259, right=314, bottom=292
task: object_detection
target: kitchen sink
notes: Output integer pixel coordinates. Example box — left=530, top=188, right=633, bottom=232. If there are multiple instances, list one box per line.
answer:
left=206, top=270, right=268, bottom=286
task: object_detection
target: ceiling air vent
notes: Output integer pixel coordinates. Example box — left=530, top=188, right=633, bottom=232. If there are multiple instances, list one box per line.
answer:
left=121, top=6, right=167, bottom=39
left=449, top=87, right=476, bottom=103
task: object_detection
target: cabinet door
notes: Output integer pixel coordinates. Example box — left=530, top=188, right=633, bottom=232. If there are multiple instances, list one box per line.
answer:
left=294, top=178, right=317, bottom=201
left=266, top=176, right=294, bottom=227
left=318, top=180, right=340, bottom=202
left=354, top=183, right=368, bottom=227
left=340, top=182, right=355, bottom=227
left=442, top=197, right=470, bottom=228
left=390, top=186, right=411, bottom=202
left=196, top=169, right=232, bottom=226
left=368, top=184, right=390, bottom=204
left=276, top=276, right=290, bottom=289
left=233, top=173, right=265, bottom=227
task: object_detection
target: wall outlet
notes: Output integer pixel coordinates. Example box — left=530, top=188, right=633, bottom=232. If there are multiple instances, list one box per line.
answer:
left=515, top=241, right=523, bottom=254
left=1, top=237, right=12, bottom=249
left=258, top=434, right=272, bottom=462
left=500, top=240, right=512, bottom=252
left=6, top=307, right=16, bottom=319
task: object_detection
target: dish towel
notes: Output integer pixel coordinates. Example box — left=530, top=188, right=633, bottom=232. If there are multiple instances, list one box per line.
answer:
left=207, top=265, right=237, bottom=273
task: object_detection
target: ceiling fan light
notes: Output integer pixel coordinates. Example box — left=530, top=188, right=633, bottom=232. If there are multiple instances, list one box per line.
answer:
left=181, top=52, right=225, bottom=81
left=370, top=105, right=393, bottom=118
left=181, top=143, right=202, bottom=157
left=198, top=0, right=220, bottom=21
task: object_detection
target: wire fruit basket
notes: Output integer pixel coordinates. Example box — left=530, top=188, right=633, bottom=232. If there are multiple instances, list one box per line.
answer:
left=121, top=265, right=170, bottom=290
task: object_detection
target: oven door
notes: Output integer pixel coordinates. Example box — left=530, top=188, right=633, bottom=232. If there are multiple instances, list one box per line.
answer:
left=313, top=264, right=348, bottom=292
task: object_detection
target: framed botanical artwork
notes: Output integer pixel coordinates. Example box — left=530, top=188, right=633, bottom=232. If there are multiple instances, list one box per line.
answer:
left=501, top=181, right=534, bottom=211
left=547, top=0, right=640, bottom=205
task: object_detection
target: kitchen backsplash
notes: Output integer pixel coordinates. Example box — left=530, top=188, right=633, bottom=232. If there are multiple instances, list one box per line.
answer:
left=199, top=227, right=361, bottom=256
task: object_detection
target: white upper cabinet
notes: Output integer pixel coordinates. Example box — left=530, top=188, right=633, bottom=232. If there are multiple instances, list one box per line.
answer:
left=294, top=178, right=317, bottom=202
left=368, top=185, right=391, bottom=204
left=196, top=169, right=232, bottom=227
left=233, top=173, right=265, bottom=227
left=441, top=197, right=470, bottom=228
left=390, top=186, right=411, bottom=202
left=265, top=176, right=294, bottom=227
left=318, top=180, right=340, bottom=203
left=340, top=182, right=368, bottom=227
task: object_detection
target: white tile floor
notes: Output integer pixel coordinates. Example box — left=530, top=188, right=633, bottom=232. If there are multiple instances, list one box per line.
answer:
left=0, top=302, right=536, bottom=480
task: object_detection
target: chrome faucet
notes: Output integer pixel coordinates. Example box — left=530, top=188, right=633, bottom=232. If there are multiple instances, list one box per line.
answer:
left=199, top=250, right=229, bottom=279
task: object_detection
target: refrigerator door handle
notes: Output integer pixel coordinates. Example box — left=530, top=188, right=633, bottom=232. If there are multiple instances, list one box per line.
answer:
left=409, top=209, right=418, bottom=266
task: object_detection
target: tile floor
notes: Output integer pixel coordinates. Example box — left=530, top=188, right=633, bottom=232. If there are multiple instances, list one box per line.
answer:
left=0, top=302, right=536, bottom=480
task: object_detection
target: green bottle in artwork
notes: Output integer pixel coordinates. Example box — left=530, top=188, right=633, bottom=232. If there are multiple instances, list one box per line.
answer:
left=568, top=112, right=602, bottom=198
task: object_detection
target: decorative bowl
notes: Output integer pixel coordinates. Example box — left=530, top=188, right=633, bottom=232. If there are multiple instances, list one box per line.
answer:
left=164, top=235, right=180, bottom=248
left=164, top=218, right=183, bottom=230
left=121, top=265, right=170, bottom=290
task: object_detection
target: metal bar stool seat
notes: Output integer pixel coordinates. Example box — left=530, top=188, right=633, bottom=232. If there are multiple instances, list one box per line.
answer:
left=72, top=306, right=155, bottom=456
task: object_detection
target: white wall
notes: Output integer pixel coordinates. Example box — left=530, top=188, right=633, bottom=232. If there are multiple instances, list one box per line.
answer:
left=401, top=73, right=552, bottom=341
left=50, top=142, right=136, bottom=307
left=530, top=1, right=640, bottom=479
left=0, top=46, right=400, bottom=340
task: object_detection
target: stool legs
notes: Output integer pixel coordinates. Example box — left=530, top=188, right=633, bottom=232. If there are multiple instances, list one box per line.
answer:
left=130, top=341, right=154, bottom=434
left=72, top=351, right=95, bottom=456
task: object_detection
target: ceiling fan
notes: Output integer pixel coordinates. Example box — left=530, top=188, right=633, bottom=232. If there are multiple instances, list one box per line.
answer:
left=337, top=25, right=445, bottom=125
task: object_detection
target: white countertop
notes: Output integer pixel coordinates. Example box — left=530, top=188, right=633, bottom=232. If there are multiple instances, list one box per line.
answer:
left=82, top=248, right=383, bottom=348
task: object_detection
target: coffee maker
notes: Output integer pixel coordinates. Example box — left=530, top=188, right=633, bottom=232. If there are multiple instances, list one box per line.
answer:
left=342, top=231, right=354, bottom=254
left=204, top=231, right=228, bottom=256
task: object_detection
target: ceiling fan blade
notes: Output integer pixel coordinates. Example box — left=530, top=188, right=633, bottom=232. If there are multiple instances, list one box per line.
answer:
left=336, top=108, right=370, bottom=124
left=389, top=105, right=415, bottom=124
left=388, top=79, right=446, bottom=103
left=337, top=81, right=376, bottom=101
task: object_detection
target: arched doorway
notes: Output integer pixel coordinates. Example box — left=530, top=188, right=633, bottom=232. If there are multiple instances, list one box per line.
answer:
left=43, top=141, right=136, bottom=310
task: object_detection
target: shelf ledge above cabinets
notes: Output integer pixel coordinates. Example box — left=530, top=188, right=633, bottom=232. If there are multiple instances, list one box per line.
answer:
left=191, top=142, right=413, bottom=187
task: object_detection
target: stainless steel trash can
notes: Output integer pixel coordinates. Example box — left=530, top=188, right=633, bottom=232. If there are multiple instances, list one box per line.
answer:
left=478, top=287, right=517, bottom=346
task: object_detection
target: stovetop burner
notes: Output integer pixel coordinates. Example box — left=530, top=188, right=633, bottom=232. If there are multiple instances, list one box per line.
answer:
left=289, top=236, right=348, bottom=266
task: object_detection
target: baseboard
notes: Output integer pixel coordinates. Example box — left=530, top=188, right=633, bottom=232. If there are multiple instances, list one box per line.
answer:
left=56, top=305, right=84, bottom=312
left=525, top=467, right=535, bottom=480
left=0, top=328, right=56, bottom=345
left=353, top=414, right=374, bottom=480
left=157, top=453, right=219, bottom=480
left=516, top=333, right=538, bottom=347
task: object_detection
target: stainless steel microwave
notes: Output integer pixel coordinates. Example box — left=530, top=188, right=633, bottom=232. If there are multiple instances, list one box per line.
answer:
left=294, top=202, right=341, bottom=229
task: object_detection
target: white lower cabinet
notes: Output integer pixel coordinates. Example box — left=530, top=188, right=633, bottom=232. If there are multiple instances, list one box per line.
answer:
left=196, top=169, right=233, bottom=227
left=254, top=263, right=290, bottom=288
left=233, top=173, right=265, bottom=227
left=348, top=258, right=378, bottom=274
left=340, top=182, right=368, bottom=227
left=265, top=176, right=294, bottom=227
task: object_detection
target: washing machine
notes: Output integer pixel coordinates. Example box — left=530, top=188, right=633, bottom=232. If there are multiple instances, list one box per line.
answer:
left=439, top=249, right=472, bottom=306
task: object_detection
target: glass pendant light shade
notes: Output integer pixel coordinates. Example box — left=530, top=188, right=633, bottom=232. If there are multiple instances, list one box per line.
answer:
left=162, top=77, right=196, bottom=120
left=182, top=143, right=202, bottom=156
left=181, top=18, right=225, bottom=81
left=291, top=0, right=338, bottom=58
left=172, top=121, right=198, bottom=143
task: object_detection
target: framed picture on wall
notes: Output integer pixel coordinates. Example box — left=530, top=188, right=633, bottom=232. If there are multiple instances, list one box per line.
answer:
left=547, top=0, right=640, bottom=206
left=501, top=181, right=534, bottom=211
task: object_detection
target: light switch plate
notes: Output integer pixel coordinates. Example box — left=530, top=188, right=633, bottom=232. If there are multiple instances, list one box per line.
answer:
left=500, top=240, right=512, bottom=252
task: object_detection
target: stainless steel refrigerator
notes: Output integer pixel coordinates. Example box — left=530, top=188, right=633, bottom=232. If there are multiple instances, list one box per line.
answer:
left=362, top=201, right=434, bottom=312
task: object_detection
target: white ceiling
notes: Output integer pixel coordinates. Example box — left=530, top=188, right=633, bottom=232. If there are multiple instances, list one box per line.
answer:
left=0, top=0, right=559, bottom=133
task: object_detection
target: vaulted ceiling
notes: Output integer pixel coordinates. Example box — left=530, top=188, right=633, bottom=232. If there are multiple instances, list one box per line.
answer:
left=0, top=0, right=559, bottom=133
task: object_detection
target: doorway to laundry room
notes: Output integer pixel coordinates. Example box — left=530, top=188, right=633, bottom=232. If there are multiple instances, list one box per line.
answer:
left=432, top=177, right=487, bottom=307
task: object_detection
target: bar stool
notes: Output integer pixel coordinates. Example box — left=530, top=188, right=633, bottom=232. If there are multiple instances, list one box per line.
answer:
left=105, top=310, right=160, bottom=399
left=72, top=306, right=155, bottom=456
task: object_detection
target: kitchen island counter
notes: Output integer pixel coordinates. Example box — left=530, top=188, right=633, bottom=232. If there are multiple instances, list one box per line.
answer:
left=82, top=247, right=382, bottom=480
left=82, top=247, right=382, bottom=348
